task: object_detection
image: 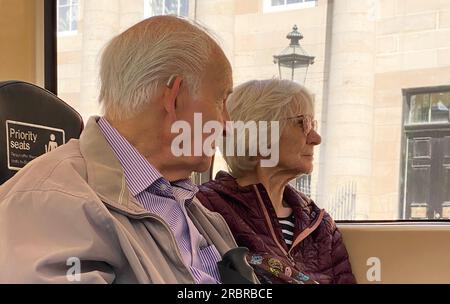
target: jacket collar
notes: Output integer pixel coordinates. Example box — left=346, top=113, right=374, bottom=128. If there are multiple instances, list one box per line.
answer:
left=213, top=171, right=316, bottom=211
left=210, top=171, right=323, bottom=235
left=79, top=116, right=155, bottom=216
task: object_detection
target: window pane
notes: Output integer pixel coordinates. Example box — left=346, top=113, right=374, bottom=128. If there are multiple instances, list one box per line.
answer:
left=164, top=0, right=179, bottom=14
left=147, top=0, right=163, bottom=16
left=409, top=94, right=430, bottom=123
left=179, top=0, right=189, bottom=17
left=271, top=0, right=286, bottom=6
left=71, top=19, right=77, bottom=32
left=58, top=7, right=69, bottom=32
left=71, top=4, right=78, bottom=31
left=57, top=0, right=450, bottom=222
left=146, top=0, right=188, bottom=17
left=58, top=0, right=78, bottom=33
left=430, top=92, right=450, bottom=123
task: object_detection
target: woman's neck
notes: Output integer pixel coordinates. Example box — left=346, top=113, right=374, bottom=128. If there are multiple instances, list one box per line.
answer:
left=236, top=167, right=295, bottom=217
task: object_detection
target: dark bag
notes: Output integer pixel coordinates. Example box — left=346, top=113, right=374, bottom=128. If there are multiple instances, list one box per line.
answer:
left=217, top=247, right=259, bottom=284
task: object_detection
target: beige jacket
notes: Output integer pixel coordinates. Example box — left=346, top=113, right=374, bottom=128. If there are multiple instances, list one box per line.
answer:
left=0, top=117, right=247, bottom=283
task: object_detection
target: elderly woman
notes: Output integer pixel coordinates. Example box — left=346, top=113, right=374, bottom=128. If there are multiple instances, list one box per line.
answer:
left=197, top=79, right=355, bottom=284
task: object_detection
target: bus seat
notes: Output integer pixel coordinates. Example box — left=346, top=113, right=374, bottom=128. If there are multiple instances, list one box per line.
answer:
left=0, top=80, right=83, bottom=184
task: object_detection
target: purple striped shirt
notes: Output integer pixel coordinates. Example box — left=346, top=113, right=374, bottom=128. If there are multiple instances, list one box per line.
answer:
left=98, top=117, right=221, bottom=284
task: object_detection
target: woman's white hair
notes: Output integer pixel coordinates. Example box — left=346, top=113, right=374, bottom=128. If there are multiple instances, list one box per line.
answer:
left=223, top=78, right=314, bottom=178
left=99, top=16, right=219, bottom=120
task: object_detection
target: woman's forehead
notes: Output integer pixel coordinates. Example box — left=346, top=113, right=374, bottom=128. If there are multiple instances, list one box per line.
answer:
left=289, top=94, right=314, bottom=116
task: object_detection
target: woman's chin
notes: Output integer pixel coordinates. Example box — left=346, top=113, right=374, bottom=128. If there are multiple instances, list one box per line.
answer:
left=298, top=165, right=313, bottom=175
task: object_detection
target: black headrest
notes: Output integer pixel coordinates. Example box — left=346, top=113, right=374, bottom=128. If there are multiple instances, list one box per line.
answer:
left=0, top=81, right=84, bottom=184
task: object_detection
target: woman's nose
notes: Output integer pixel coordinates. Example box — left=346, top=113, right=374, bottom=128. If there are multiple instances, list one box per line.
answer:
left=307, top=129, right=321, bottom=145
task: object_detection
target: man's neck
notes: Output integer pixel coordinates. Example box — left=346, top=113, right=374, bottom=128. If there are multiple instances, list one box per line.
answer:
left=106, top=115, right=192, bottom=182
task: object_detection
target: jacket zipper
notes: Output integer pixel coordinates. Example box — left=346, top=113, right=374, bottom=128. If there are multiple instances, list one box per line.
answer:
left=253, top=185, right=296, bottom=265
left=253, top=185, right=325, bottom=266
left=106, top=204, right=196, bottom=283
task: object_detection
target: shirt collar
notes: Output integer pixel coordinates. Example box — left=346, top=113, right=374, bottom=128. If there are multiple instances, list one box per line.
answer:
left=98, top=117, right=165, bottom=196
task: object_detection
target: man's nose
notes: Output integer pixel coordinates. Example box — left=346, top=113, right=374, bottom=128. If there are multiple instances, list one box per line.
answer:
left=307, top=129, right=321, bottom=145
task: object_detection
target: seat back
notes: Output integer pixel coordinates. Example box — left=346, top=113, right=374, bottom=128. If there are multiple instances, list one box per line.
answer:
left=0, top=81, right=83, bottom=184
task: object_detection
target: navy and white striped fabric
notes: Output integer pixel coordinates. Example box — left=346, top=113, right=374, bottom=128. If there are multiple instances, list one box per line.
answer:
left=98, top=117, right=221, bottom=284
left=278, top=213, right=295, bottom=247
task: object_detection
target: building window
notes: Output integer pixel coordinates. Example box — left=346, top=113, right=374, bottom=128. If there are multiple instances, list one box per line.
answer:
left=144, top=0, right=189, bottom=18
left=57, top=0, right=79, bottom=34
left=409, top=92, right=450, bottom=124
left=263, top=0, right=316, bottom=13
left=401, top=88, right=450, bottom=220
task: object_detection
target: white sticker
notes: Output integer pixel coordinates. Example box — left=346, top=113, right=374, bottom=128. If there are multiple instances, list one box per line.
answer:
left=6, top=120, right=65, bottom=171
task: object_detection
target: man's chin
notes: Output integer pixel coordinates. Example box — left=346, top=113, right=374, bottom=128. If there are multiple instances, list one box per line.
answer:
left=191, top=156, right=213, bottom=173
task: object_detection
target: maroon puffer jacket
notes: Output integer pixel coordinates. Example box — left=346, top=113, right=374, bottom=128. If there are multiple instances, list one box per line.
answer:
left=197, top=171, right=356, bottom=284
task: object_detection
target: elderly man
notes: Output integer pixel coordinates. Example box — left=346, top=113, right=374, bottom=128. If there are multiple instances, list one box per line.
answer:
left=0, top=16, right=256, bottom=284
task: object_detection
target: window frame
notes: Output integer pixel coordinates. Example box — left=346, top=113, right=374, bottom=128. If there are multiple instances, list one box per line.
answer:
left=262, top=0, right=317, bottom=14
left=48, top=0, right=450, bottom=225
left=44, top=0, right=58, bottom=95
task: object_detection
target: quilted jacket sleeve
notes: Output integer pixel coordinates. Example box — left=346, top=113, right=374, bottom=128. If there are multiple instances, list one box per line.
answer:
left=329, top=219, right=357, bottom=284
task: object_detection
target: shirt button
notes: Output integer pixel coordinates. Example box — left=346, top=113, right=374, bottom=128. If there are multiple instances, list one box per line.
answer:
left=160, top=184, right=167, bottom=191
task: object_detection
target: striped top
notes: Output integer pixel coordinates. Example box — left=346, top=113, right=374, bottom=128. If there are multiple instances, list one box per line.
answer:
left=278, top=213, right=295, bottom=247
left=98, top=117, right=221, bottom=284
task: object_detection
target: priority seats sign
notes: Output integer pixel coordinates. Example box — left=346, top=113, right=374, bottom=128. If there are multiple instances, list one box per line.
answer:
left=6, top=120, right=65, bottom=171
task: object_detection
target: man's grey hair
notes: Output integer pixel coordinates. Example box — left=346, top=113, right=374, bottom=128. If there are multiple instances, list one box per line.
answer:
left=99, top=16, right=220, bottom=120
left=223, top=78, right=314, bottom=178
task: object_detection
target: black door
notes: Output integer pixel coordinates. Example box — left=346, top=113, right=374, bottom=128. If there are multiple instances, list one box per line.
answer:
left=404, top=126, right=450, bottom=219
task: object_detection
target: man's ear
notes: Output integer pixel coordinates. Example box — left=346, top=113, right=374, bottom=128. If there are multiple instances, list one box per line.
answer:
left=164, top=75, right=182, bottom=122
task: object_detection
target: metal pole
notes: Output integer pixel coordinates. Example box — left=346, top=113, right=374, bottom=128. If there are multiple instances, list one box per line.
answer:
left=44, top=0, right=57, bottom=94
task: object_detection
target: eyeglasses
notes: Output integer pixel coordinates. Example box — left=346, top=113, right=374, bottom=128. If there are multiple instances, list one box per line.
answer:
left=285, top=115, right=318, bottom=136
